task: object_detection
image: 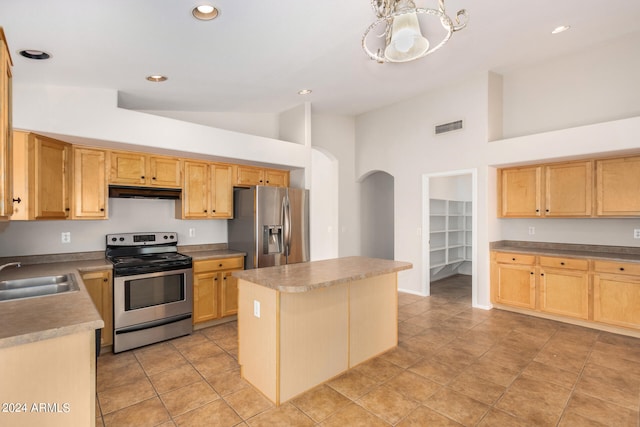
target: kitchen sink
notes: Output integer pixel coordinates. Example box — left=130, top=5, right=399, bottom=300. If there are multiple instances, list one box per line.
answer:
left=0, top=274, right=79, bottom=302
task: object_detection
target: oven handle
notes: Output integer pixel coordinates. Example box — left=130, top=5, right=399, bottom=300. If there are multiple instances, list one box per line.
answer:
left=115, top=313, right=192, bottom=334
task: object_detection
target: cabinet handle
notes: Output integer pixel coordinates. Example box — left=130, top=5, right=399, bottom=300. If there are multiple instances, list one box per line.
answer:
left=530, top=272, right=534, bottom=275
left=512, top=258, right=516, bottom=261
left=545, top=209, right=549, bottom=212
left=12, top=197, right=21, bottom=204
left=212, top=210, right=216, bottom=213
left=266, top=180, right=270, bottom=184
left=219, top=263, right=223, bottom=267
left=540, top=273, right=545, bottom=276
left=100, top=208, right=105, bottom=212
left=152, top=177, right=157, bottom=180
left=204, top=210, right=208, bottom=213
left=560, top=262, right=565, bottom=265
left=103, top=278, right=108, bottom=283
left=620, top=267, right=625, bottom=271
left=535, top=209, right=540, bottom=212
left=65, top=208, right=70, bottom=211
left=141, top=176, right=145, bottom=179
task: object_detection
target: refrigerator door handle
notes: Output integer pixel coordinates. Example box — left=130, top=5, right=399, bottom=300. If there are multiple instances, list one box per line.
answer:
left=283, top=194, right=291, bottom=259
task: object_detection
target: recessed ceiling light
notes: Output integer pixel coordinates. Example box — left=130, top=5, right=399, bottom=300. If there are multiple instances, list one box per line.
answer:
left=146, top=75, right=168, bottom=82
left=19, top=49, right=50, bottom=60
left=192, top=4, right=219, bottom=21
left=298, top=89, right=312, bottom=95
left=552, top=25, right=571, bottom=34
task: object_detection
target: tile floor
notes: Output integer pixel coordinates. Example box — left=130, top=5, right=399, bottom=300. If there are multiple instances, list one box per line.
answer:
left=96, top=275, right=640, bottom=426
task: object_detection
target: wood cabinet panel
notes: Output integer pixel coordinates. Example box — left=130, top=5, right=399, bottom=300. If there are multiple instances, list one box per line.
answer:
left=545, top=161, right=592, bottom=217
left=494, top=252, right=536, bottom=265
left=264, top=169, right=289, bottom=187
left=109, top=151, right=147, bottom=185
left=0, top=28, right=12, bottom=220
left=233, top=165, right=289, bottom=188
left=494, top=263, right=536, bottom=309
left=594, top=260, right=640, bottom=276
left=81, top=270, right=113, bottom=347
left=149, top=156, right=182, bottom=187
left=181, top=160, right=209, bottom=219
left=220, top=271, right=238, bottom=317
left=499, top=166, right=542, bottom=217
left=539, top=256, right=589, bottom=270
left=596, top=156, right=640, bottom=216
left=29, top=134, right=70, bottom=219
left=594, top=274, right=640, bottom=329
left=539, top=267, right=589, bottom=319
left=193, top=272, right=220, bottom=323
left=72, top=147, right=107, bottom=219
left=211, top=164, right=233, bottom=218
left=193, top=256, right=244, bottom=324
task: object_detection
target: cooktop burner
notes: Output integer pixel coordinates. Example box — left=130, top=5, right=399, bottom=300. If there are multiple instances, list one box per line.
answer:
left=110, top=253, right=190, bottom=266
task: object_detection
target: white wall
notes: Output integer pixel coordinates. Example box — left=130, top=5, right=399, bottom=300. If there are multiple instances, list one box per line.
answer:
left=360, top=171, right=394, bottom=260
left=430, top=175, right=472, bottom=201
left=310, top=113, right=360, bottom=257
left=502, top=31, right=640, bottom=139
left=0, top=199, right=227, bottom=256
left=310, top=148, right=339, bottom=261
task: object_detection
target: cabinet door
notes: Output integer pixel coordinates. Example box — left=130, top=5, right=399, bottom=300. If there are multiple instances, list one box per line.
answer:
left=149, top=156, right=182, bottom=187
left=596, top=156, right=640, bottom=216
left=211, top=164, right=233, bottom=218
left=0, top=33, right=11, bottom=220
left=539, top=267, right=589, bottom=319
left=220, top=271, right=239, bottom=317
left=494, top=263, right=536, bottom=309
left=264, top=169, right=289, bottom=187
left=72, top=147, right=107, bottom=219
left=30, top=135, right=70, bottom=219
left=545, top=161, right=592, bottom=217
left=499, top=166, right=542, bottom=217
left=10, top=131, right=27, bottom=220
left=181, top=161, right=209, bottom=219
left=193, top=272, right=220, bottom=324
left=234, top=165, right=264, bottom=187
left=82, top=270, right=113, bottom=347
left=109, top=151, right=147, bottom=185
left=593, top=274, right=640, bottom=329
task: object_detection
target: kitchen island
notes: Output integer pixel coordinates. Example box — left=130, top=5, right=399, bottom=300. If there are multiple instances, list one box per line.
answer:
left=233, top=256, right=412, bottom=405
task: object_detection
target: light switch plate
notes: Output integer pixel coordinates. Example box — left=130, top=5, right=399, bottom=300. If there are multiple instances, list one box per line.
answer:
left=61, top=232, right=71, bottom=244
left=253, top=300, right=261, bottom=318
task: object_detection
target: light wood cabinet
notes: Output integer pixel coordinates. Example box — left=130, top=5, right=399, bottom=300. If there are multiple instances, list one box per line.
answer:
left=193, top=256, right=244, bottom=324
left=491, top=252, right=536, bottom=309
left=499, top=160, right=592, bottom=218
left=24, top=132, right=71, bottom=220
left=81, top=270, right=113, bottom=347
left=110, top=150, right=182, bottom=187
left=596, top=156, right=640, bottom=216
left=233, top=165, right=289, bottom=187
left=178, top=161, right=233, bottom=219
left=72, top=146, right=107, bottom=219
left=538, top=256, right=589, bottom=319
left=0, top=28, right=12, bottom=220
left=593, top=260, right=640, bottom=329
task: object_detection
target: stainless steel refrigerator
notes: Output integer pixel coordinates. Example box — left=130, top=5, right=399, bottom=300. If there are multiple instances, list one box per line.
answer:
left=228, top=186, right=310, bottom=269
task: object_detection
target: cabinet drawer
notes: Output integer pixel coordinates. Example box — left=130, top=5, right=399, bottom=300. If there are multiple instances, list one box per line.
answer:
left=495, top=252, right=536, bottom=265
left=194, top=257, right=244, bottom=273
left=593, top=260, right=640, bottom=276
left=539, top=256, right=588, bottom=270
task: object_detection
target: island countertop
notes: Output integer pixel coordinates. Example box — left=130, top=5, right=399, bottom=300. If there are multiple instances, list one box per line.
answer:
left=232, top=256, right=412, bottom=293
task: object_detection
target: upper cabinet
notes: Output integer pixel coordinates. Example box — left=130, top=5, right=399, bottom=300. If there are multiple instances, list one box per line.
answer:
left=0, top=28, right=13, bottom=220
left=498, top=166, right=542, bottom=217
left=109, top=150, right=182, bottom=188
left=596, top=156, right=640, bottom=216
left=72, top=146, right=107, bottom=219
left=233, top=165, right=289, bottom=187
left=178, top=161, right=233, bottom=219
left=12, top=131, right=71, bottom=220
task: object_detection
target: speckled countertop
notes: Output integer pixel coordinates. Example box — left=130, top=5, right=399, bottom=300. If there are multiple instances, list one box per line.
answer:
left=0, top=245, right=244, bottom=349
left=491, top=240, right=640, bottom=263
left=233, top=256, right=412, bottom=293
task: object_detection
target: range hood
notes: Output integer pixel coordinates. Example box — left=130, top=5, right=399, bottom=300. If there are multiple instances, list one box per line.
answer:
left=108, top=185, right=181, bottom=200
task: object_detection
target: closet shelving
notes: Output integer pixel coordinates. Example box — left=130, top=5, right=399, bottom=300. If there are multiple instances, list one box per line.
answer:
left=429, top=199, right=472, bottom=275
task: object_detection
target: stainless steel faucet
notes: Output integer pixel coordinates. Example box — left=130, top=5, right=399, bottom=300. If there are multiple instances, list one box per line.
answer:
left=0, top=262, right=21, bottom=272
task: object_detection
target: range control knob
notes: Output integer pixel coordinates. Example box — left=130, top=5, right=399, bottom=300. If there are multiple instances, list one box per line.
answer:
left=163, top=235, right=169, bottom=240
left=111, top=237, right=117, bottom=242
left=170, top=235, right=175, bottom=239
left=119, top=237, right=125, bottom=242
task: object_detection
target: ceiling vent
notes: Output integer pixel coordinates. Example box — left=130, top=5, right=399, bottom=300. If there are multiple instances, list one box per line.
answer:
left=435, top=119, right=463, bottom=135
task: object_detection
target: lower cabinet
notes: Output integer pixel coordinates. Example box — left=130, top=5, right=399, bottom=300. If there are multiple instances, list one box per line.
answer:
left=492, top=251, right=640, bottom=333
left=193, top=257, right=243, bottom=324
left=593, top=260, right=640, bottom=329
left=81, top=270, right=113, bottom=347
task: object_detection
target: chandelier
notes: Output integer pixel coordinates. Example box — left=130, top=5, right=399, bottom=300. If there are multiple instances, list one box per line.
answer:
left=362, top=0, right=468, bottom=63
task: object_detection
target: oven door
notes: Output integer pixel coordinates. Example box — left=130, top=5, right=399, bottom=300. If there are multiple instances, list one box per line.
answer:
left=114, top=268, right=193, bottom=329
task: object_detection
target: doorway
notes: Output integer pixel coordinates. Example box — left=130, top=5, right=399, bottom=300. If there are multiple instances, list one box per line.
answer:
left=361, top=171, right=394, bottom=260
left=422, top=169, right=478, bottom=306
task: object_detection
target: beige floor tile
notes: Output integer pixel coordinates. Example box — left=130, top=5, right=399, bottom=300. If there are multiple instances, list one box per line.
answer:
left=200, top=322, right=237, bottom=341
left=378, top=346, right=424, bottom=369
left=206, top=368, right=251, bottom=396
left=291, top=384, right=351, bottom=423
left=357, top=385, right=420, bottom=424
left=495, top=376, right=572, bottom=425
left=148, top=363, right=203, bottom=394
left=247, top=402, right=315, bottom=427
left=326, top=370, right=378, bottom=400
left=352, top=356, right=404, bottom=383
left=191, top=352, right=239, bottom=379
left=447, top=370, right=506, bottom=405
left=533, top=340, right=591, bottom=373
left=98, top=377, right=157, bottom=415
left=424, top=388, right=490, bottom=426
left=408, top=357, right=465, bottom=385
left=97, top=356, right=147, bottom=392
left=223, top=386, right=274, bottom=419
left=384, top=370, right=441, bottom=403
left=160, top=379, right=219, bottom=417
left=319, top=402, right=390, bottom=427
left=396, top=405, right=463, bottom=426
left=574, top=362, right=640, bottom=410
left=134, top=344, right=189, bottom=376
left=173, top=399, right=242, bottom=427
left=176, top=340, right=225, bottom=362
left=476, top=408, right=532, bottom=427
left=559, top=392, right=639, bottom=427
left=102, top=397, right=170, bottom=427
left=467, top=358, right=520, bottom=388
left=520, top=360, right=580, bottom=389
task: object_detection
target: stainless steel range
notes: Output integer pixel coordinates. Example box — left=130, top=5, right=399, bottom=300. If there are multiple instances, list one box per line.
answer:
left=106, top=232, right=193, bottom=353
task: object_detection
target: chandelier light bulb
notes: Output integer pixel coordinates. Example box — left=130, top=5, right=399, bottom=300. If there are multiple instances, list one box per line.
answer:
left=384, top=12, right=430, bottom=61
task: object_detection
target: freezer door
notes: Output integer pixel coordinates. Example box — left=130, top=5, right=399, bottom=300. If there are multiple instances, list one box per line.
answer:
left=285, top=188, right=310, bottom=264
left=256, top=186, right=287, bottom=268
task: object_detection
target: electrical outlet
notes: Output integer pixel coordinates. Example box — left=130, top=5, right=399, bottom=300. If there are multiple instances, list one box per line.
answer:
left=189, top=228, right=195, bottom=237
left=528, top=226, right=535, bottom=236
left=253, top=300, right=261, bottom=318
left=61, top=232, right=71, bottom=244
left=634, top=229, right=640, bottom=239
